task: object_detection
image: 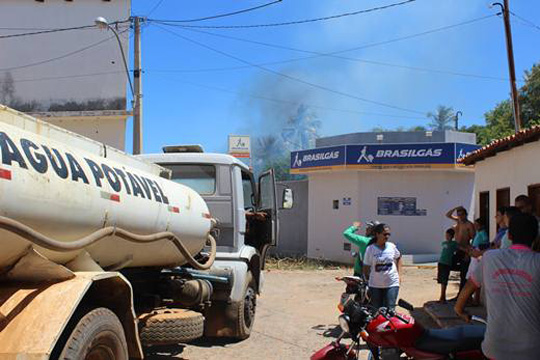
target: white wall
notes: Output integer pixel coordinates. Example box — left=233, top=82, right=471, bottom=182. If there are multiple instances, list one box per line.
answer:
left=307, top=169, right=475, bottom=263
left=0, top=0, right=130, bottom=110
left=473, top=141, right=540, bottom=237
left=47, top=115, right=126, bottom=150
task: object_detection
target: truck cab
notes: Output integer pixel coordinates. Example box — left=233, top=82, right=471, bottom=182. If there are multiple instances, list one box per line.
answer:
left=139, top=145, right=293, bottom=339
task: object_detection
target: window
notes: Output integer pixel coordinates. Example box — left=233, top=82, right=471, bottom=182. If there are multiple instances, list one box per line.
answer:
left=479, top=191, right=489, bottom=235
left=163, top=164, right=216, bottom=195
left=528, top=184, right=540, bottom=217
left=242, top=171, right=255, bottom=210
left=496, top=187, right=510, bottom=209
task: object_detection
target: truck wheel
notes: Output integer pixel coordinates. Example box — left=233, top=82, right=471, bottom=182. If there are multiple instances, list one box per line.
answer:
left=58, top=307, right=128, bottom=360
left=203, top=272, right=257, bottom=340
left=139, top=309, right=204, bottom=346
left=235, top=271, right=257, bottom=340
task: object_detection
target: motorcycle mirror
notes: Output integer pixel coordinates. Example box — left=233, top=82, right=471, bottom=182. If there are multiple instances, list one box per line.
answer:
left=398, top=299, right=414, bottom=312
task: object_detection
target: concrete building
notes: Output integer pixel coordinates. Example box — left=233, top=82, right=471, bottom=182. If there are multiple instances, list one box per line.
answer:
left=291, top=130, right=479, bottom=264
left=0, top=0, right=131, bottom=149
left=461, top=126, right=540, bottom=237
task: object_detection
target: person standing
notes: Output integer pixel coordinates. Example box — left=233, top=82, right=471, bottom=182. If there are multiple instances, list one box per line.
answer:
left=500, top=207, right=521, bottom=249
left=455, top=213, right=540, bottom=360
left=492, top=207, right=509, bottom=248
left=363, top=224, right=402, bottom=310
left=466, top=218, right=489, bottom=305
left=515, top=194, right=540, bottom=252
left=343, top=221, right=372, bottom=277
left=437, top=228, right=457, bottom=303
left=446, top=206, right=476, bottom=291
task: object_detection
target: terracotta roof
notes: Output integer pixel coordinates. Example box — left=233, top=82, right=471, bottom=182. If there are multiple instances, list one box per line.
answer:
left=459, top=125, right=540, bottom=165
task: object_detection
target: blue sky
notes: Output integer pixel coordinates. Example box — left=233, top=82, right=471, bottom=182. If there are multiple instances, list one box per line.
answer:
left=128, top=0, right=540, bottom=154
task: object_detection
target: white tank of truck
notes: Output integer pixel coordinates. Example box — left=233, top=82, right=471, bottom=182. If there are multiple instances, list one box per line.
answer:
left=0, top=105, right=213, bottom=271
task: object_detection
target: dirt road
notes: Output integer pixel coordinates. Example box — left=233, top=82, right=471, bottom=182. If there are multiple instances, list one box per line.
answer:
left=147, top=266, right=456, bottom=360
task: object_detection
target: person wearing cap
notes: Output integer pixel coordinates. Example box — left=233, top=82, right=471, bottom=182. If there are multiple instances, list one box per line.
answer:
left=343, top=221, right=375, bottom=277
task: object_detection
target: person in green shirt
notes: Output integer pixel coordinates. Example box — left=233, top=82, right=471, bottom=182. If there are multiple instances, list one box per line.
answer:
left=438, top=228, right=457, bottom=303
left=343, top=221, right=374, bottom=276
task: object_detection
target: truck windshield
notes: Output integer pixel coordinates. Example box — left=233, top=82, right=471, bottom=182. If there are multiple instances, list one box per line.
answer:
left=164, top=164, right=216, bottom=195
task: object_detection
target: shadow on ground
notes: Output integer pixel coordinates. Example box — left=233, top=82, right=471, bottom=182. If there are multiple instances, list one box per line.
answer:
left=311, top=324, right=346, bottom=338
left=144, top=338, right=242, bottom=359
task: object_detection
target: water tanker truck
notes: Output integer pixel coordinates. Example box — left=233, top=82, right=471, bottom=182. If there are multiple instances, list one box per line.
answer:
left=0, top=105, right=293, bottom=359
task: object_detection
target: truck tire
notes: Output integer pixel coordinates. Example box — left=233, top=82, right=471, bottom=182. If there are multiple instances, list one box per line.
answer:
left=139, top=309, right=204, bottom=346
left=58, top=307, right=128, bottom=360
left=235, top=271, right=257, bottom=340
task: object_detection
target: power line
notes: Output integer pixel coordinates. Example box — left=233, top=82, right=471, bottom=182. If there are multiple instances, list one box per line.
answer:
left=147, top=0, right=166, bottom=17
left=164, top=23, right=508, bottom=82
left=154, top=24, right=426, bottom=115
left=0, top=21, right=129, bottom=40
left=510, top=11, right=540, bottom=32
left=150, top=72, right=422, bottom=120
left=151, top=15, right=495, bottom=73
left=153, top=0, right=416, bottom=29
left=151, top=0, right=283, bottom=23
left=0, top=28, right=130, bottom=72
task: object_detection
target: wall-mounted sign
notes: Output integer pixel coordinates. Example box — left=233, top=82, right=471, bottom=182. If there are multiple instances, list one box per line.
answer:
left=228, top=135, right=251, bottom=158
left=290, top=146, right=346, bottom=173
left=378, top=197, right=427, bottom=216
left=290, top=143, right=480, bottom=173
left=456, top=143, right=480, bottom=163
left=343, top=197, right=352, bottom=206
left=347, top=143, right=456, bottom=168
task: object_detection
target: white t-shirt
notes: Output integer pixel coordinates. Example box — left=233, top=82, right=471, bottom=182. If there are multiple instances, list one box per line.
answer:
left=364, top=242, right=401, bottom=288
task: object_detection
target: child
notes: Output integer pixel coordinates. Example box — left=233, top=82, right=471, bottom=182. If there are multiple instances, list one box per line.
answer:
left=437, top=228, right=457, bottom=303
left=466, top=218, right=489, bottom=305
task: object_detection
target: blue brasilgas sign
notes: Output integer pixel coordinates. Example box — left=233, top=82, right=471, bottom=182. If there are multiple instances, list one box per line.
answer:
left=347, top=143, right=455, bottom=167
left=290, top=146, right=345, bottom=172
left=290, top=143, right=480, bottom=173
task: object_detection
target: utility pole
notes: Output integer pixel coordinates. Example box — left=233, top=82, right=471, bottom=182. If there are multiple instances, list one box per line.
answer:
left=133, top=16, right=143, bottom=154
left=455, top=111, right=462, bottom=131
left=493, top=1, right=522, bottom=133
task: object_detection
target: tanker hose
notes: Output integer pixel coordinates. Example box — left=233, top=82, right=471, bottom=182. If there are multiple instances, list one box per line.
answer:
left=0, top=215, right=217, bottom=270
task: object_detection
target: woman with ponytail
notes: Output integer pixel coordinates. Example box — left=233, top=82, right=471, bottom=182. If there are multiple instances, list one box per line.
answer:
left=363, top=223, right=402, bottom=310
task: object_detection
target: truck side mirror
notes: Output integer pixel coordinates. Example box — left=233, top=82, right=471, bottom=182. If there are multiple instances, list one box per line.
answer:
left=281, top=188, right=294, bottom=209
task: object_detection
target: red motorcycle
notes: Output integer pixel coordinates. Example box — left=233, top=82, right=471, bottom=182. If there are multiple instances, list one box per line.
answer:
left=336, top=276, right=369, bottom=312
left=312, top=298, right=486, bottom=360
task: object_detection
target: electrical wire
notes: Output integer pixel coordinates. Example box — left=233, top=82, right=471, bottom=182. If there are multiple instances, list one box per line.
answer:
left=166, top=24, right=508, bottom=82
left=150, top=72, right=422, bottom=120
left=151, top=0, right=283, bottom=23
left=147, top=0, right=166, bottom=17
left=0, top=28, right=130, bottom=72
left=154, top=24, right=426, bottom=115
left=153, top=0, right=416, bottom=29
left=0, top=20, right=130, bottom=40
left=151, top=14, right=496, bottom=75
left=510, top=11, right=540, bottom=32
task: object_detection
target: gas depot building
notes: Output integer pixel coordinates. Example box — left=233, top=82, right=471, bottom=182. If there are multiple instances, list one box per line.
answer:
left=291, top=131, right=479, bottom=263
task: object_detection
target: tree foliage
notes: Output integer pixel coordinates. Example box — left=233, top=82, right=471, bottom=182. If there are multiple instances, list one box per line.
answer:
left=427, top=105, right=455, bottom=131
left=462, top=63, right=540, bottom=146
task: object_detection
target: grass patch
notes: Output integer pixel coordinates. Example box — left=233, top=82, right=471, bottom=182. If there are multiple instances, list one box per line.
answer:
left=265, top=255, right=352, bottom=271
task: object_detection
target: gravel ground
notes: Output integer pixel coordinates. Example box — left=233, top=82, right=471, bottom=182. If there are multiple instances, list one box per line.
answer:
left=146, top=266, right=457, bottom=360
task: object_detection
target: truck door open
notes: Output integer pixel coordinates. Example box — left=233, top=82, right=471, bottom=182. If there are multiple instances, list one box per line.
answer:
left=255, top=169, right=278, bottom=266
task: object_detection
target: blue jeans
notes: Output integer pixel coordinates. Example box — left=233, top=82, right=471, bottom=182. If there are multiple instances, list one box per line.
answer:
left=369, top=286, right=399, bottom=310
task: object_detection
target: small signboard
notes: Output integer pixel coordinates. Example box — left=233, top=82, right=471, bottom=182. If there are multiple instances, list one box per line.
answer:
left=228, top=135, right=251, bottom=158
left=343, top=197, right=352, bottom=206
left=378, top=197, right=427, bottom=216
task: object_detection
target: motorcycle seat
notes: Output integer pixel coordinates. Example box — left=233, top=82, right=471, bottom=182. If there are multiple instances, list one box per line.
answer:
left=414, top=325, right=485, bottom=355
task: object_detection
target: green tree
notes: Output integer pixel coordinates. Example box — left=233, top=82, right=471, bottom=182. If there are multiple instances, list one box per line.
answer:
left=427, top=105, right=455, bottom=131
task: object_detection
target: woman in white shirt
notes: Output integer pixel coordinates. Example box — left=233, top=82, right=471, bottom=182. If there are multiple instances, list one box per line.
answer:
left=363, top=223, right=402, bottom=310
